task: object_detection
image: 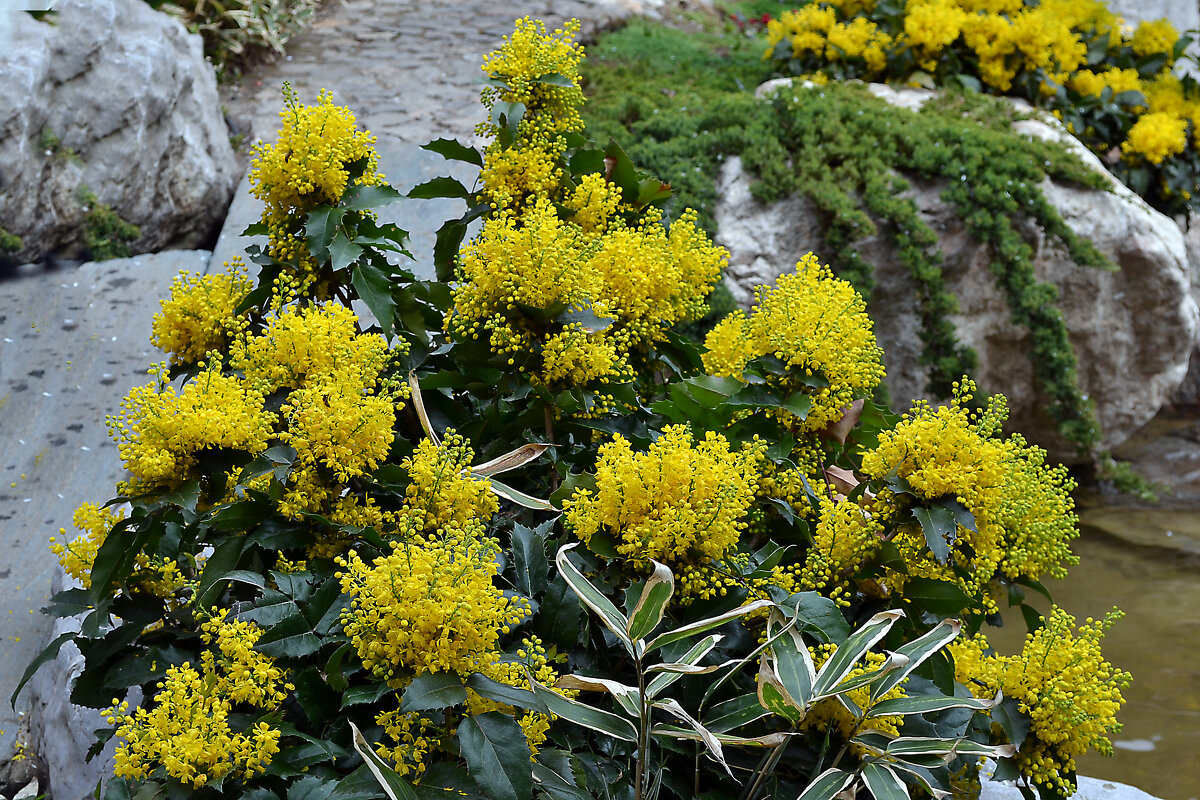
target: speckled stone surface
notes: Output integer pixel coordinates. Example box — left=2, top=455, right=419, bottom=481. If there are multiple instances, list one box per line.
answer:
left=0, top=250, right=208, bottom=763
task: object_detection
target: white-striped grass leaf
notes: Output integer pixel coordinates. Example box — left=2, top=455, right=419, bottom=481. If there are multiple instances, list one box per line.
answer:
left=861, top=762, right=910, bottom=800
left=652, top=725, right=791, bottom=748
left=349, top=721, right=419, bottom=800
left=471, top=443, right=551, bottom=476
left=554, top=674, right=641, bottom=719
left=869, top=619, right=962, bottom=702
left=646, top=598, right=774, bottom=654
left=770, top=625, right=818, bottom=709
left=885, top=737, right=1017, bottom=759
left=626, top=561, right=674, bottom=641
left=757, top=654, right=804, bottom=723
left=868, top=693, right=997, bottom=718
left=645, top=634, right=722, bottom=699
left=795, top=768, right=856, bottom=800
left=488, top=477, right=556, bottom=511
left=652, top=697, right=732, bottom=776
left=813, top=652, right=909, bottom=703
left=810, top=610, right=903, bottom=698
left=406, top=371, right=439, bottom=447
left=529, top=678, right=638, bottom=742
left=702, top=693, right=772, bottom=734
left=555, top=544, right=633, bottom=654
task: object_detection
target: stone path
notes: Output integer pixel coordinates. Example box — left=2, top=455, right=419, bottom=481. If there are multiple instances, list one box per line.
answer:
left=220, top=0, right=669, bottom=151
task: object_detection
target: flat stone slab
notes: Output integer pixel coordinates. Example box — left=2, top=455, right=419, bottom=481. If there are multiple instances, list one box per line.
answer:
left=0, top=250, right=208, bottom=756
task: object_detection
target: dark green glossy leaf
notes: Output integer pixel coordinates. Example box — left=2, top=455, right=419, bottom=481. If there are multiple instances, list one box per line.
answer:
left=400, top=672, right=468, bottom=711
left=408, top=176, right=471, bottom=200
left=458, top=713, right=533, bottom=800
left=254, top=614, right=320, bottom=658
left=330, top=230, right=364, bottom=272
left=511, top=522, right=549, bottom=597
left=903, top=577, right=974, bottom=616
left=340, top=184, right=404, bottom=211
left=352, top=262, right=397, bottom=337
left=422, top=138, right=484, bottom=167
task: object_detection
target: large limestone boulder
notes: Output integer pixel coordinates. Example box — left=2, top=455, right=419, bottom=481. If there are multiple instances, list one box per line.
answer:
left=717, top=82, right=1197, bottom=462
left=0, top=0, right=238, bottom=265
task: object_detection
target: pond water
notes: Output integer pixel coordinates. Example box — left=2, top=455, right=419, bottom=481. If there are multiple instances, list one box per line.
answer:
left=986, top=501, right=1200, bottom=800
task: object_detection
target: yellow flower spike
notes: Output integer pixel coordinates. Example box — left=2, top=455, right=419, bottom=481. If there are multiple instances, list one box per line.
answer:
left=703, top=253, right=885, bottom=434
left=949, top=607, right=1130, bottom=795
left=565, top=425, right=762, bottom=601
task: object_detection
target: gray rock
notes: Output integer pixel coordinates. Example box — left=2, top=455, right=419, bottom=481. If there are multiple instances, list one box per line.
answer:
left=0, top=0, right=237, bottom=264
left=1171, top=220, right=1200, bottom=405
left=717, top=82, right=1198, bottom=462
left=23, top=568, right=138, bottom=800
left=0, top=250, right=208, bottom=783
left=982, top=775, right=1165, bottom=800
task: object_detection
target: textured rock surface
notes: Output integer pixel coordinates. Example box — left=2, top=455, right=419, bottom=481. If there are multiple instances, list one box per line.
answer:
left=0, top=0, right=238, bottom=264
left=717, top=82, right=1197, bottom=461
left=23, top=569, right=136, bottom=800
left=1171, top=220, right=1200, bottom=405
left=982, top=774, right=1165, bottom=800
left=0, top=251, right=208, bottom=786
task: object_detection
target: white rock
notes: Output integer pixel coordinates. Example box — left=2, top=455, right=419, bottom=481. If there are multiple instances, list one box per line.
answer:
left=983, top=775, right=1165, bottom=800
left=0, top=0, right=238, bottom=264
left=717, top=82, right=1198, bottom=462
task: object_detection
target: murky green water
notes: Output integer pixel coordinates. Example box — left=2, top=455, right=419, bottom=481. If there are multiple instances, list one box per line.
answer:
left=986, top=512, right=1200, bottom=800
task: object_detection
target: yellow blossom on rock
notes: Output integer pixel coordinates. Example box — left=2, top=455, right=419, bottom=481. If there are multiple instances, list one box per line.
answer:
left=1121, top=111, right=1189, bottom=164
left=151, top=261, right=253, bottom=365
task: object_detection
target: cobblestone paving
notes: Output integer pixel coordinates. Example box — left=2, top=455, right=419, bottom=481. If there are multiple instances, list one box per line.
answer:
left=220, top=0, right=670, bottom=149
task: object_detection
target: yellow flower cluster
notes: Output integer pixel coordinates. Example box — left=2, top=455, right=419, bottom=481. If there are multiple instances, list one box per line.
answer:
left=799, top=644, right=906, bottom=741
left=108, top=362, right=276, bottom=492
left=50, top=502, right=190, bottom=599
left=1130, top=18, right=1179, bottom=58
left=1121, top=111, right=1189, bottom=164
left=230, top=302, right=406, bottom=521
left=447, top=200, right=725, bottom=389
left=480, top=16, right=585, bottom=137
left=394, top=432, right=499, bottom=538
left=337, top=534, right=530, bottom=686
left=793, top=494, right=891, bottom=605
left=950, top=608, right=1131, bottom=793
left=565, top=425, right=762, bottom=598
left=150, top=261, right=253, bottom=365
left=248, top=84, right=383, bottom=291
left=763, top=0, right=1199, bottom=170
left=106, top=613, right=290, bottom=788
left=453, top=18, right=727, bottom=390
left=703, top=253, right=885, bottom=434
left=859, top=382, right=1077, bottom=611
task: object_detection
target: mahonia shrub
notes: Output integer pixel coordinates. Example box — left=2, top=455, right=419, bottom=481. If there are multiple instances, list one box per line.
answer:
left=763, top=0, right=1200, bottom=215
left=20, top=16, right=1129, bottom=800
